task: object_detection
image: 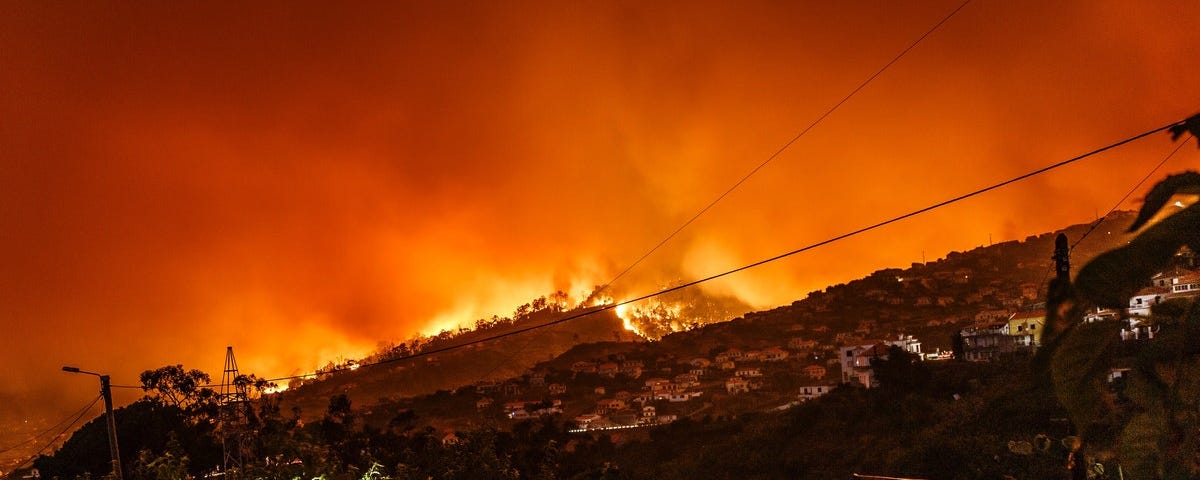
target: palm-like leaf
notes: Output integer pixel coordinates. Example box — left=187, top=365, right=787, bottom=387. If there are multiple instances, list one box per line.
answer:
left=1077, top=203, right=1200, bottom=308
left=1045, top=131, right=1200, bottom=478
left=1128, top=171, right=1200, bottom=232
left=1168, top=113, right=1200, bottom=148
left=1050, top=321, right=1122, bottom=438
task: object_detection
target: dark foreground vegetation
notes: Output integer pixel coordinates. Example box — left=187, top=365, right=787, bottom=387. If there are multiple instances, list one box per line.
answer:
left=31, top=358, right=1084, bottom=480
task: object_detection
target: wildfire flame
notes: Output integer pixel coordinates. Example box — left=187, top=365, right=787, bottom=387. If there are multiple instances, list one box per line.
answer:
left=263, top=383, right=289, bottom=395
left=614, top=300, right=687, bottom=339
left=615, top=303, right=640, bottom=335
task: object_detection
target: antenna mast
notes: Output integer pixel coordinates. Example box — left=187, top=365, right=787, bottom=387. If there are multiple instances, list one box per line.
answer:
left=220, top=346, right=249, bottom=475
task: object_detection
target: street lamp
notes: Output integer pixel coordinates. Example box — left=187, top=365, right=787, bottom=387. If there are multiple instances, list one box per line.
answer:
left=62, top=366, right=123, bottom=480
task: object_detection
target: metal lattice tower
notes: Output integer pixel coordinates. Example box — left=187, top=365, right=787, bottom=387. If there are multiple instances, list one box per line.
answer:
left=220, top=346, right=248, bottom=402
left=220, top=346, right=249, bottom=474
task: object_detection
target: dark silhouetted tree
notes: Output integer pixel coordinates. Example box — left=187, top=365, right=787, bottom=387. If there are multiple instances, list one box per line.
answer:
left=872, top=345, right=930, bottom=394
left=33, top=399, right=220, bottom=478
left=139, top=365, right=215, bottom=412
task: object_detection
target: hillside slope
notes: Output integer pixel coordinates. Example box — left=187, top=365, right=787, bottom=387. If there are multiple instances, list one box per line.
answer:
left=279, top=212, right=1141, bottom=419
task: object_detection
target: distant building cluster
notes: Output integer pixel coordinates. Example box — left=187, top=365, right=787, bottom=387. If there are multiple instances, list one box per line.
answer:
left=958, top=262, right=1200, bottom=361
left=440, top=224, right=1196, bottom=443
left=958, top=308, right=1044, bottom=361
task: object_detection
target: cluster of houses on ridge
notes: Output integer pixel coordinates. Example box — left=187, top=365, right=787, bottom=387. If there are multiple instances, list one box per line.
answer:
left=958, top=264, right=1200, bottom=361
left=471, top=334, right=935, bottom=431
left=562, top=346, right=833, bottom=429
left=469, top=255, right=1200, bottom=432
left=467, top=341, right=852, bottom=429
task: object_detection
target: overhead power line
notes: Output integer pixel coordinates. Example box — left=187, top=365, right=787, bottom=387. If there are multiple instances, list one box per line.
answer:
left=432, top=0, right=974, bottom=386
left=480, top=0, right=975, bottom=400
left=592, top=0, right=975, bottom=297
left=1070, top=134, right=1193, bottom=251
left=240, top=116, right=1189, bottom=387
left=6, top=394, right=102, bottom=470
left=1034, top=133, right=1192, bottom=292
left=0, top=395, right=103, bottom=455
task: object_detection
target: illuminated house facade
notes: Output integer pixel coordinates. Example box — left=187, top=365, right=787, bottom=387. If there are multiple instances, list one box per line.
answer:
left=838, top=335, right=921, bottom=388
left=959, top=323, right=1017, bottom=362
left=1006, top=309, right=1045, bottom=347
left=1129, top=267, right=1200, bottom=317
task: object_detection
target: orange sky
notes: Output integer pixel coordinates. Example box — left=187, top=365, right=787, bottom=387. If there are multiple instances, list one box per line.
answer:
left=2, top=0, right=1199, bottom=452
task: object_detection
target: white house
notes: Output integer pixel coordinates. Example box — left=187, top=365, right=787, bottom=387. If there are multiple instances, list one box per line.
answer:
left=798, top=384, right=835, bottom=401
left=839, top=343, right=886, bottom=386
left=1129, top=267, right=1200, bottom=317
left=1129, top=286, right=1170, bottom=317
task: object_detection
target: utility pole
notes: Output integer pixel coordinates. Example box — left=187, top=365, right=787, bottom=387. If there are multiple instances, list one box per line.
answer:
left=1053, top=233, right=1070, bottom=283
left=62, top=366, right=123, bottom=480
left=99, top=375, right=122, bottom=480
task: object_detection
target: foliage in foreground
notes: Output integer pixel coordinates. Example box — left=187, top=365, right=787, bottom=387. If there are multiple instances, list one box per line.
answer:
left=36, top=359, right=1077, bottom=480
left=1041, top=145, right=1200, bottom=477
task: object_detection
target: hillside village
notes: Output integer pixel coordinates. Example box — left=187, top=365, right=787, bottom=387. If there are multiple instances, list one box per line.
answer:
left=349, top=211, right=1198, bottom=434
left=22, top=209, right=1200, bottom=479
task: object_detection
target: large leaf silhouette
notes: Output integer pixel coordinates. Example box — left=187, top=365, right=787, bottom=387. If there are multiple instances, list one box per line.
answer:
left=1167, top=113, right=1200, bottom=148
left=1127, top=171, right=1200, bottom=232
left=1119, top=411, right=1165, bottom=478
left=1044, top=124, right=1200, bottom=479
left=1049, top=321, right=1122, bottom=437
left=1075, top=203, right=1200, bottom=308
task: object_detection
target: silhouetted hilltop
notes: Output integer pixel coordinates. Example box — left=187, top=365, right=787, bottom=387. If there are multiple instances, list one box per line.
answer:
left=280, top=211, right=1139, bottom=422
left=278, top=305, right=637, bottom=420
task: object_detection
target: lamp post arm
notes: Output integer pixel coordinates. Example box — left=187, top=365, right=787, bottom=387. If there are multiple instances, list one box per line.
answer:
left=61, top=366, right=123, bottom=480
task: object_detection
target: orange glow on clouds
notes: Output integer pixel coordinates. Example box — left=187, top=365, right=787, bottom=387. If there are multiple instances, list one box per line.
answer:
left=2, top=2, right=1200, bottom=452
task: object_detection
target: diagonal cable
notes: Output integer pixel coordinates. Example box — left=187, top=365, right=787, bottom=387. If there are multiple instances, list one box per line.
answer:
left=1070, top=134, right=1193, bottom=251
left=5, top=394, right=102, bottom=470
left=99, top=118, right=1190, bottom=390
left=593, top=0, right=975, bottom=297
left=0, top=395, right=103, bottom=455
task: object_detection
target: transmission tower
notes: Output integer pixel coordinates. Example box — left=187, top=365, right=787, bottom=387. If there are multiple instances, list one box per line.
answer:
left=220, top=346, right=249, bottom=474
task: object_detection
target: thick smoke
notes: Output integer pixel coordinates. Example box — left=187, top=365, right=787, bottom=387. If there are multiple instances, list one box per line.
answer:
left=2, top=1, right=1199, bottom=463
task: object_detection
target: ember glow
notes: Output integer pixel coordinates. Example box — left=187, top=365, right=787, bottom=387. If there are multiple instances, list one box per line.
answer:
left=616, top=301, right=685, bottom=339
left=263, top=384, right=289, bottom=396
left=615, top=304, right=639, bottom=334
left=2, top=1, right=1200, bottom=462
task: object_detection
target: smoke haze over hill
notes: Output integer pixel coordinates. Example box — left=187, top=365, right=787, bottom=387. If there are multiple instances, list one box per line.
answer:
left=2, top=2, right=1200, bottom=466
